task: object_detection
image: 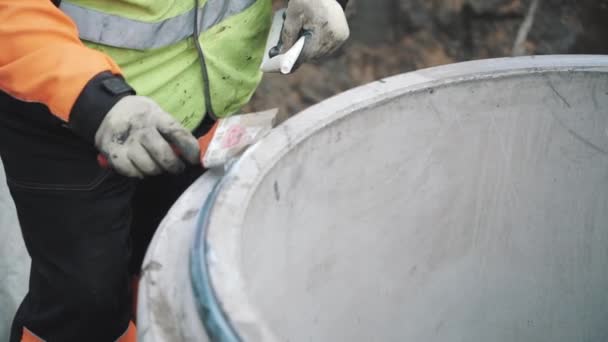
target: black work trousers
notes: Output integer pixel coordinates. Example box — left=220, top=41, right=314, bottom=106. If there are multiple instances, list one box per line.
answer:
left=0, top=92, right=208, bottom=341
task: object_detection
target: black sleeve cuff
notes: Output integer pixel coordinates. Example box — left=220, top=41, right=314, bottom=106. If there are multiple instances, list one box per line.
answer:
left=68, top=71, right=135, bottom=143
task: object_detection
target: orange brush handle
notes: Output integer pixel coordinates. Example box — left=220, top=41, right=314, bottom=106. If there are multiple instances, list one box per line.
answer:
left=97, top=123, right=218, bottom=169
left=97, top=146, right=181, bottom=169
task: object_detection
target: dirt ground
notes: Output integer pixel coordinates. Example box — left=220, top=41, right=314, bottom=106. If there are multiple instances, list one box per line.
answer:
left=244, top=0, right=608, bottom=122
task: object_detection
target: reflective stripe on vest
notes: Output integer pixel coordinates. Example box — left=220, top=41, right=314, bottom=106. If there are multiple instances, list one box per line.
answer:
left=60, top=0, right=257, bottom=50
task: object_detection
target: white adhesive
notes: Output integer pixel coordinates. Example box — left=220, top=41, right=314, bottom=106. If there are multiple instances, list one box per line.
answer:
left=260, top=9, right=306, bottom=74
left=260, top=36, right=306, bottom=74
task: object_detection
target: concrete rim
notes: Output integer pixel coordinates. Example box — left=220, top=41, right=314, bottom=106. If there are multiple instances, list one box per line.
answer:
left=202, top=55, right=608, bottom=341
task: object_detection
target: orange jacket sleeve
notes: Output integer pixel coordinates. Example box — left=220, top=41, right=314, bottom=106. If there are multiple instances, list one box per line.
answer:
left=0, top=0, right=135, bottom=142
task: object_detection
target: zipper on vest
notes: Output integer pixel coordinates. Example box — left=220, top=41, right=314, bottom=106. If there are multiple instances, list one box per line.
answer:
left=194, top=0, right=218, bottom=121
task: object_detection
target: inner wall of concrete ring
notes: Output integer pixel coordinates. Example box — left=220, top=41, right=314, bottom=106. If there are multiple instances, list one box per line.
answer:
left=203, top=56, right=608, bottom=342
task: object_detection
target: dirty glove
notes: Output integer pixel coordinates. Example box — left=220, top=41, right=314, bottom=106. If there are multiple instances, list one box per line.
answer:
left=95, top=96, right=200, bottom=178
left=282, top=0, right=350, bottom=62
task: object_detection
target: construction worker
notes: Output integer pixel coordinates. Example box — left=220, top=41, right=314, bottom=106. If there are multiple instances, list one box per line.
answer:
left=0, top=0, right=349, bottom=340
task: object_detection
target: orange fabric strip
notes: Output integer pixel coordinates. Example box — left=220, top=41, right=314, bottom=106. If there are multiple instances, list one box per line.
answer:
left=21, top=328, right=44, bottom=342
left=117, top=321, right=137, bottom=342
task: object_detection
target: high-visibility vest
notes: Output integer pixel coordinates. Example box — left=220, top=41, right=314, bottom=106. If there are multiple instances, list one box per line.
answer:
left=59, top=0, right=272, bottom=130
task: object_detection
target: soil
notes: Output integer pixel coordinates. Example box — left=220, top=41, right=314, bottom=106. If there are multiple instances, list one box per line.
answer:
left=244, top=0, right=608, bottom=123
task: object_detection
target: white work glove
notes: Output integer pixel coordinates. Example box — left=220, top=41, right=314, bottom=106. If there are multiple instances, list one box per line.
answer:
left=95, top=96, right=200, bottom=178
left=282, top=0, right=350, bottom=62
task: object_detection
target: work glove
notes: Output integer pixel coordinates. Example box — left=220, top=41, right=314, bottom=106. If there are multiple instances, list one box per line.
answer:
left=95, top=96, right=200, bottom=178
left=282, top=0, right=350, bottom=62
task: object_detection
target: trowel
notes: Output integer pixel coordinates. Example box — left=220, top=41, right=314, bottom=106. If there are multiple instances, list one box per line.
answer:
left=97, top=109, right=278, bottom=171
left=198, top=108, right=278, bottom=169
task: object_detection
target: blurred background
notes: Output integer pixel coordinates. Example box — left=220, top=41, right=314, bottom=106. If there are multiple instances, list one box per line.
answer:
left=245, top=0, right=608, bottom=121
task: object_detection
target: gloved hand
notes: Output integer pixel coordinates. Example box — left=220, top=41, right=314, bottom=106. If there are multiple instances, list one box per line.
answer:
left=95, top=96, right=200, bottom=178
left=282, top=0, right=350, bottom=62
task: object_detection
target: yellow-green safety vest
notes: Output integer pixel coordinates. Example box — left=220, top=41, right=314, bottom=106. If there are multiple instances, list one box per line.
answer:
left=59, top=0, right=273, bottom=131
